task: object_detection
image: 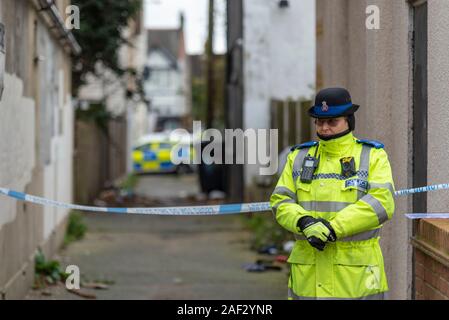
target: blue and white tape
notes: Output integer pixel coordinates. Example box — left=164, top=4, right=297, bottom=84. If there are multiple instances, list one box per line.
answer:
left=393, top=183, right=449, bottom=196
left=0, top=187, right=269, bottom=216
left=405, top=213, right=449, bottom=219
left=0, top=183, right=448, bottom=217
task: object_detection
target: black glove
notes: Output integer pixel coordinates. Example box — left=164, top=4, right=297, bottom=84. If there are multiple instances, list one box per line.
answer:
left=316, top=218, right=337, bottom=242
left=297, top=216, right=337, bottom=251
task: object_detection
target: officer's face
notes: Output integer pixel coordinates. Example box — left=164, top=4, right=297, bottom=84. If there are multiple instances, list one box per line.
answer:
left=315, top=117, right=349, bottom=137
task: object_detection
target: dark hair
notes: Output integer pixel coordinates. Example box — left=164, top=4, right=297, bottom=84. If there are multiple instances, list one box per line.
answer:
left=346, top=114, right=355, bottom=131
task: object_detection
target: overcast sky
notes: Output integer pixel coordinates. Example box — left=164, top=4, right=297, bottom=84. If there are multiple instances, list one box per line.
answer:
left=144, top=0, right=227, bottom=55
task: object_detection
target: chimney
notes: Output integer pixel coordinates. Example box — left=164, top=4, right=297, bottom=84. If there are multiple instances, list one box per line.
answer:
left=179, top=12, right=185, bottom=30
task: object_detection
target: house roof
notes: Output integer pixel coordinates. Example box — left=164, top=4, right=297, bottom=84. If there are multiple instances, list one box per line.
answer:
left=147, top=28, right=184, bottom=60
left=149, top=46, right=178, bottom=68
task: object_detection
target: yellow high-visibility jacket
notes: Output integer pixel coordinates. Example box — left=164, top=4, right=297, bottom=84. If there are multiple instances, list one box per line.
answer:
left=270, top=132, right=395, bottom=300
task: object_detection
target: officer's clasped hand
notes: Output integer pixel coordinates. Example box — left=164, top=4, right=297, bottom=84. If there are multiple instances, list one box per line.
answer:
left=297, top=216, right=337, bottom=251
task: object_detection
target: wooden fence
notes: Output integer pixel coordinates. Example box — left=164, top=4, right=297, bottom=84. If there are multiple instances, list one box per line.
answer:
left=74, top=117, right=127, bottom=204
left=270, top=99, right=312, bottom=151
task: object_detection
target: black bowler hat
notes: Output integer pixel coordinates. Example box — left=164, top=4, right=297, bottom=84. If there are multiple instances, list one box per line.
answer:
left=308, top=87, right=360, bottom=119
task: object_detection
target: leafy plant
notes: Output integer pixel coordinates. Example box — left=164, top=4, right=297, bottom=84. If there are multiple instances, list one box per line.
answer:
left=34, top=250, right=69, bottom=289
left=64, top=211, right=88, bottom=247
left=119, top=173, right=138, bottom=191
left=71, top=0, right=142, bottom=94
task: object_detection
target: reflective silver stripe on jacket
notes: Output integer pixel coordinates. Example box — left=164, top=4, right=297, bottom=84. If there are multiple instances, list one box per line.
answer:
left=271, top=186, right=297, bottom=202
left=338, top=228, right=380, bottom=242
left=288, top=288, right=387, bottom=300
left=294, top=228, right=380, bottom=242
left=360, top=193, right=389, bottom=224
left=271, top=199, right=297, bottom=215
left=357, top=145, right=371, bottom=200
left=359, top=145, right=371, bottom=174
left=271, top=187, right=298, bottom=216
left=369, top=182, right=394, bottom=195
left=298, top=201, right=352, bottom=213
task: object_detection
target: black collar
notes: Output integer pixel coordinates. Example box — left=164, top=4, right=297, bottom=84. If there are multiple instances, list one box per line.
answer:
left=317, top=129, right=352, bottom=141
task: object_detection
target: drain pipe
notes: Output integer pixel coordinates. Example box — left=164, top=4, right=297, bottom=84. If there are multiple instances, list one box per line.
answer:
left=29, top=0, right=81, bottom=55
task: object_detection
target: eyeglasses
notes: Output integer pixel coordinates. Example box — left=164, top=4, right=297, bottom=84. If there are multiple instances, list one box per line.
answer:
left=314, top=118, right=345, bottom=127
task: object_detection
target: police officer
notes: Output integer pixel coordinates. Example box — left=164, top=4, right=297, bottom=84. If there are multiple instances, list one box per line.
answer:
left=270, top=87, right=395, bottom=300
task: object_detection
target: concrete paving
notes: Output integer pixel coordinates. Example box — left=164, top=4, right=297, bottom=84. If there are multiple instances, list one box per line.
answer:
left=134, top=172, right=201, bottom=200
left=26, top=174, right=287, bottom=300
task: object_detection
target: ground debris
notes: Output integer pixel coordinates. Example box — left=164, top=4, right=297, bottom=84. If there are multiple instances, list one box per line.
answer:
left=66, top=288, right=97, bottom=299
left=81, top=282, right=109, bottom=290
left=94, top=187, right=165, bottom=207
left=243, top=258, right=283, bottom=272
left=94, top=186, right=224, bottom=208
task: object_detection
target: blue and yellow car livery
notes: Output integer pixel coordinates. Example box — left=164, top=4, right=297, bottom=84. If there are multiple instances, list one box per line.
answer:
left=132, top=142, right=194, bottom=173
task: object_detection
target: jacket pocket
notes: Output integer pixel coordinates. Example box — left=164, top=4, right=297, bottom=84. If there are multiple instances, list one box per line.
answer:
left=333, top=245, right=378, bottom=266
left=295, top=181, right=312, bottom=204
left=288, top=241, right=317, bottom=298
left=333, top=245, right=384, bottom=297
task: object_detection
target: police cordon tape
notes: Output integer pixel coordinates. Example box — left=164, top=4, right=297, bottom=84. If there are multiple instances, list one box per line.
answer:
left=404, top=213, right=449, bottom=219
left=1, top=183, right=449, bottom=219
left=0, top=187, right=269, bottom=216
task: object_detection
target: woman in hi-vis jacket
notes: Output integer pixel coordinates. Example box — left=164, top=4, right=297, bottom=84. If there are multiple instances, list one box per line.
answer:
left=270, top=87, right=395, bottom=300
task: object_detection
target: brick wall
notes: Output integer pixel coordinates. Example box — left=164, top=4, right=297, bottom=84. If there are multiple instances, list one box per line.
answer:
left=413, top=219, right=449, bottom=300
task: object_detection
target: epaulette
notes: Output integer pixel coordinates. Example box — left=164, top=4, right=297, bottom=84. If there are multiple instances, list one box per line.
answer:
left=290, top=141, right=318, bottom=152
left=356, top=139, right=384, bottom=149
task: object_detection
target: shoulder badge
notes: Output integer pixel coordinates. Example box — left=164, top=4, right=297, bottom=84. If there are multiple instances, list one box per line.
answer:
left=290, top=141, right=318, bottom=152
left=356, top=139, right=384, bottom=149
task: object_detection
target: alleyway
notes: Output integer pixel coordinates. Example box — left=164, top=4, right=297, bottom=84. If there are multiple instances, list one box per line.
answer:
left=26, top=174, right=287, bottom=300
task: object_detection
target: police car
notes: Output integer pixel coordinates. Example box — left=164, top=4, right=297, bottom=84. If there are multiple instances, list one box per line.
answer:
left=132, top=133, right=195, bottom=174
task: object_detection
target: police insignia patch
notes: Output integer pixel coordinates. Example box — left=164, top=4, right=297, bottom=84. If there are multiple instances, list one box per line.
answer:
left=345, top=179, right=369, bottom=191
left=321, top=101, right=329, bottom=112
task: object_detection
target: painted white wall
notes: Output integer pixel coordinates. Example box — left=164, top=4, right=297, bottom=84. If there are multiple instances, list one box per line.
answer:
left=243, top=0, right=316, bottom=185
left=0, top=73, right=35, bottom=228
left=0, top=23, right=73, bottom=241
left=42, top=71, right=74, bottom=240
left=135, top=31, right=148, bottom=71
left=131, top=102, right=151, bottom=143
left=78, top=67, right=128, bottom=117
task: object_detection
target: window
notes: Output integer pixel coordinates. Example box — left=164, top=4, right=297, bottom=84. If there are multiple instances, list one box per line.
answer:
left=150, top=69, right=170, bottom=87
